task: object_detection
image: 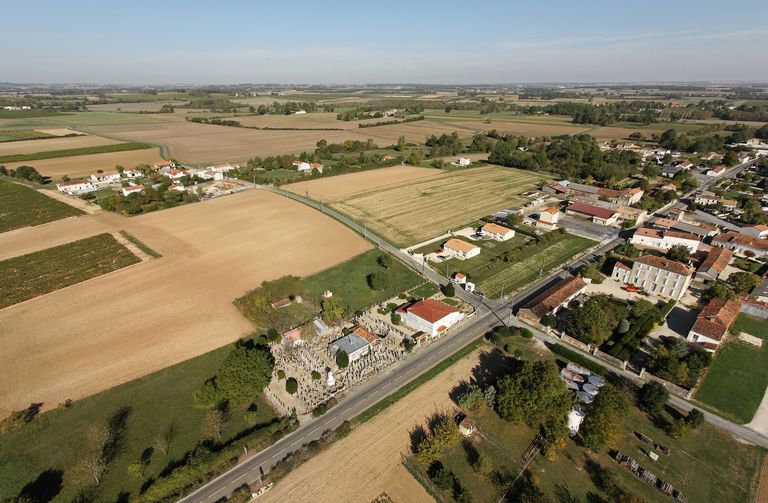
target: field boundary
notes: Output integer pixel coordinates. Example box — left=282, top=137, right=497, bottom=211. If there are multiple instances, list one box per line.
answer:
left=0, top=142, right=152, bottom=163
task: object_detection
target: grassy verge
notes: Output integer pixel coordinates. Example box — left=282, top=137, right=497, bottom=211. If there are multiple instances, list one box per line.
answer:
left=0, top=233, right=140, bottom=308
left=0, top=178, right=83, bottom=232
left=548, top=342, right=609, bottom=376
left=119, top=230, right=162, bottom=258
left=0, top=341, right=279, bottom=503
left=0, top=141, right=151, bottom=163
left=695, top=314, right=768, bottom=423
left=353, top=337, right=482, bottom=426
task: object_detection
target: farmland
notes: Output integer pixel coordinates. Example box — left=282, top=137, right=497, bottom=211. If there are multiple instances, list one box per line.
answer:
left=0, top=141, right=151, bottom=163
left=0, top=179, right=83, bottom=233
left=0, top=129, right=56, bottom=142
left=0, top=111, right=165, bottom=129
left=0, top=232, right=140, bottom=309
left=3, top=147, right=164, bottom=179
left=286, top=164, right=553, bottom=247
left=0, top=189, right=371, bottom=416
left=0, top=134, right=116, bottom=156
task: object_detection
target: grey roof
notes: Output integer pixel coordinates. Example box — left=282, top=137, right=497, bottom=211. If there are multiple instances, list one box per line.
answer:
left=754, top=277, right=768, bottom=298
left=567, top=182, right=601, bottom=194
left=661, top=166, right=682, bottom=176
left=670, top=221, right=713, bottom=237
left=313, top=318, right=330, bottom=335
left=331, top=334, right=369, bottom=355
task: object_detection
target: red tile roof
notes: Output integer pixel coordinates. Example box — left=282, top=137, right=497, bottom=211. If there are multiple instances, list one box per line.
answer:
left=520, top=276, right=587, bottom=319
left=697, top=247, right=732, bottom=275
left=444, top=239, right=479, bottom=254
left=567, top=203, right=617, bottom=220
left=634, top=254, right=694, bottom=276
left=397, top=299, right=458, bottom=324
left=690, top=298, right=741, bottom=341
left=714, top=232, right=768, bottom=250
left=482, top=223, right=512, bottom=235
left=351, top=325, right=381, bottom=345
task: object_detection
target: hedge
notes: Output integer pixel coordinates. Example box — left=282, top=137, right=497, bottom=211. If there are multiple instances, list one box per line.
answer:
left=549, top=343, right=608, bottom=376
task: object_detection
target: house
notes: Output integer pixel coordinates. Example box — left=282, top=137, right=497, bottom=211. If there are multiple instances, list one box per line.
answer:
left=122, top=169, right=142, bottom=179
left=330, top=333, right=370, bottom=362
left=629, top=227, right=700, bottom=253
left=153, top=160, right=175, bottom=171
left=293, top=161, right=311, bottom=172
left=517, top=276, right=587, bottom=325
left=687, top=298, right=741, bottom=351
left=208, top=163, right=235, bottom=173
left=309, top=162, right=324, bottom=173
left=122, top=184, right=145, bottom=196
left=455, top=157, right=471, bottom=167
left=56, top=179, right=96, bottom=195
left=459, top=417, right=476, bottom=437
left=282, top=328, right=303, bottom=347
left=292, top=110, right=307, bottom=115
left=570, top=197, right=648, bottom=225
left=719, top=199, right=738, bottom=212
left=443, top=239, right=481, bottom=260
left=661, top=165, right=683, bottom=178
left=660, top=182, right=677, bottom=192
left=163, top=169, right=186, bottom=180
left=565, top=203, right=619, bottom=226
left=612, top=261, right=632, bottom=283
left=531, top=207, right=561, bottom=228
left=169, top=182, right=186, bottom=192
left=706, top=166, right=727, bottom=177
left=695, top=246, right=733, bottom=282
left=453, top=272, right=467, bottom=285
left=712, top=231, right=768, bottom=258
left=742, top=224, right=768, bottom=239
left=615, top=254, right=693, bottom=300
left=350, top=325, right=382, bottom=348
left=90, top=171, right=121, bottom=184
left=676, top=159, right=694, bottom=170
left=596, top=187, right=644, bottom=206
left=481, top=223, right=515, bottom=241
left=695, top=192, right=720, bottom=206
left=397, top=299, right=464, bottom=337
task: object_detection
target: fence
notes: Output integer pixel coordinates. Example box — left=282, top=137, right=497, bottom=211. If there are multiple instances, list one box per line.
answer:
left=639, top=369, right=694, bottom=399
left=592, top=348, right=627, bottom=370
left=559, top=332, right=592, bottom=352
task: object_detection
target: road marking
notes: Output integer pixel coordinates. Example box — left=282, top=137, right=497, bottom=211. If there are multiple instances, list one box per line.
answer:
left=235, top=473, right=247, bottom=482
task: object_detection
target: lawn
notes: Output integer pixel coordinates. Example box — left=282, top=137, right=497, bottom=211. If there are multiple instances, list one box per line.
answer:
left=0, top=178, right=83, bottom=233
left=301, top=249, right=422, bottom=314
left=408, top=282, right=440, bottom=299
left=433, top=232, right=595, bottom=298
left=0, top=141, right=151, bottom=163
left=0, top=233, right=140, bottom=308
left=0, top=341, right=278, bottom=503
left=695, top=314, right=768, bottom=423
left=732, top=257, right=764, bottom=274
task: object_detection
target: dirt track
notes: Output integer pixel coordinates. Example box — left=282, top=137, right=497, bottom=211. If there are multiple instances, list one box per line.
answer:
left=260, top=349, right=481, bottom=503
left=0, top=189, right=371, bottom=415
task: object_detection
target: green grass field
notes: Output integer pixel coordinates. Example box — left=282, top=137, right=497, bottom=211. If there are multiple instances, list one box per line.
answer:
left=0, top=179, right=83, bottom=233
left=0, top=141, right=151, bottom=163
left=0, top=129, right=56, bottom=142
left=301, top=249, right=422, bottom=314
left=0, top=111, right=165, bottom=129
left=0, top=233, right=140, bottom=308
left=0, top=110, right=64, bottom=119
left=695, top=314, right=768, bottom=423
left=0, top=341, right=277, bottom=503
left=732, top=257, right=763, bottom=273
left=408, top=282, right=440, bottom=299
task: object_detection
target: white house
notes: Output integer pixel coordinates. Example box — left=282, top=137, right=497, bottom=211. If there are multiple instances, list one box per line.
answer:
left=614, top=254, right=693, bottom=301
left=90, top=172, right=121, bottom=184
left=481, top=223, right=515, bottom=241
left=122, top=184, right=145, bottom=196
left=293, top=161, right=311, bottom=172
left=169, top=183, right=186, bottom=192
left=56, top=180, right=96, bottom=195
left=455, top=157, right=471, bottom=167
left=443, top=239, right=481, bottom=260
left=162, top=169, right=187, bottom=180
left=208, top=163, right=235, bottom=173
left=705, top=166, right=727, bottom=177
left=330, top=334, right=370, bottom=363
left=629, top=227, right=700, bottom=253
left=122, top=169, right=142, bottom=179
left=153, top=160, right=175, bottom=171
left=397, top=299, right=464, bottom=337
left=687, top=298, right=741, bottom=351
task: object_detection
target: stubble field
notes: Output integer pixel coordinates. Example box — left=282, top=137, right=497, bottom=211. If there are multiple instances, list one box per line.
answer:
left=0, top=189, right=371, bottom=416
left=3, top=147, right=164, bottom=179
left=0, top=134, right=120, bottom=156
left=285, top=164, right=552, bottom=246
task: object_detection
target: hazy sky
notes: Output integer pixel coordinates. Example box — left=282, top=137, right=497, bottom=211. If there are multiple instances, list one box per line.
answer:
left=3, top=0, right=767, bottom=84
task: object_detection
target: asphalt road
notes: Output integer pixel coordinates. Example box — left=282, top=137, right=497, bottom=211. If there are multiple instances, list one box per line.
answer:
left=181, top=169, right=761, bottom=501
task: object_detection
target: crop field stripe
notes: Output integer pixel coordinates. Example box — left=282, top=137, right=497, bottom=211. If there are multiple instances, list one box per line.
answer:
left=0, top=233, right=141, bottom=309
left=0, top=179, right=84, bottom=233
left=0, top=141, right=152, bottom=163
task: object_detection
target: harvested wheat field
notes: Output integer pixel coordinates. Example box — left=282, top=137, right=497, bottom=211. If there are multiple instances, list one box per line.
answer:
left=450, top=120, right=592, bottom=138
left=0, top=189, right=371, bottom=415
left=3, top=147, right=164, bottom=179
left=261, top=349, right=482, bottom=503
left=87, top=101, right=187, bottom=113
left=88, top=121, right=388, bottom=163
left=0, top=134, right=121, bottom=156
left=232, top=112, right=354, bottom=129
left=286, top=164, right=552, bottom=246
left=358, top=120, right=476, bottom=144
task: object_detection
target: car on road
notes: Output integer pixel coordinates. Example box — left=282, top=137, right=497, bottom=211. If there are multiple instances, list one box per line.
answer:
left=473, top=290, right=486, bottom=299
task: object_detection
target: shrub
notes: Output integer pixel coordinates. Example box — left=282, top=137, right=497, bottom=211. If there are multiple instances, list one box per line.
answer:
left=441, top=283, right=456, bottom=297
left=311, top=370, right=321, bottom=380
left=368, top=270, right=391, bottom=291
left=549, top=344, right=608, bottom=376
left=637, top=381, right=669, bottom=414
left=0, top=403, right=41, bottom=433
left=276, top=369, right=286, bottom=380
left=541, top=314, right=557, bottom=328
left=391, top=312, right=401, bottom=325
left=285, top=378, right=298, bottom=394
left=336, top=349, right=349, bottom=368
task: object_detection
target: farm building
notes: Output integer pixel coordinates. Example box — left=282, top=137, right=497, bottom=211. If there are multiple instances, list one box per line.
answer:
left=517, top=275, right=587, bottom=325
left=687, top=297, right=741, bottom=351
left=56, top=179, right=96, bottom=195
left=712, top=231, right=768, bottom=257
left=614, top=254, right=693, bottom=301
left=629, top=227, right=700, bottom=254
left=122, top=184, right=145, bottom=197
left=565, top=203, right=619, bottom=226
left=570, top=197, right=648, bottom=224
left=443, top=239, right=480, bottom=260
left=481, top=223, right=515, bottom=241
left=330, top=333, right=370, bottom=362
left=397, top=299, right=464, bottom=337
left=695, top=247, right=733, bottom=282
left=90, top=171, right=121, bottom=184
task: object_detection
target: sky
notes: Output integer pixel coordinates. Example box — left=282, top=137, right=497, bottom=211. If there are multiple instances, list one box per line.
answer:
left=3, top=0, right=768, bottom=85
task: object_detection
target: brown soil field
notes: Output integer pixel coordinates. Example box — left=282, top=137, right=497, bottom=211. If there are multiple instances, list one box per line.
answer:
left=232, top=112, right=354, bottom=129
left=0, top=189, right=371, bottom=415
left=358, top=120, right=476, bottom=144
left=261, top=349, right=482, bottom=503
left=3, top=147, right=164, bottom=179
left=450, top=120, right=592, bottom=137
left=589, top=126, right=643, bottom=140
left=86, top=101, right=188, bottom=112
left=0, top=134, right=121, bottom=156
left=285, top=164, right=552, bottom=246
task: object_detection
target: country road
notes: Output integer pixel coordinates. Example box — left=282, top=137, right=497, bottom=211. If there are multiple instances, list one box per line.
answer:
left=180, top=161, right=763, bottom=502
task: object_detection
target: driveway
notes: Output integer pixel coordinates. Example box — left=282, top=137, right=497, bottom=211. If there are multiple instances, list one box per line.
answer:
left=557, top=214, right=620, bottom=241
